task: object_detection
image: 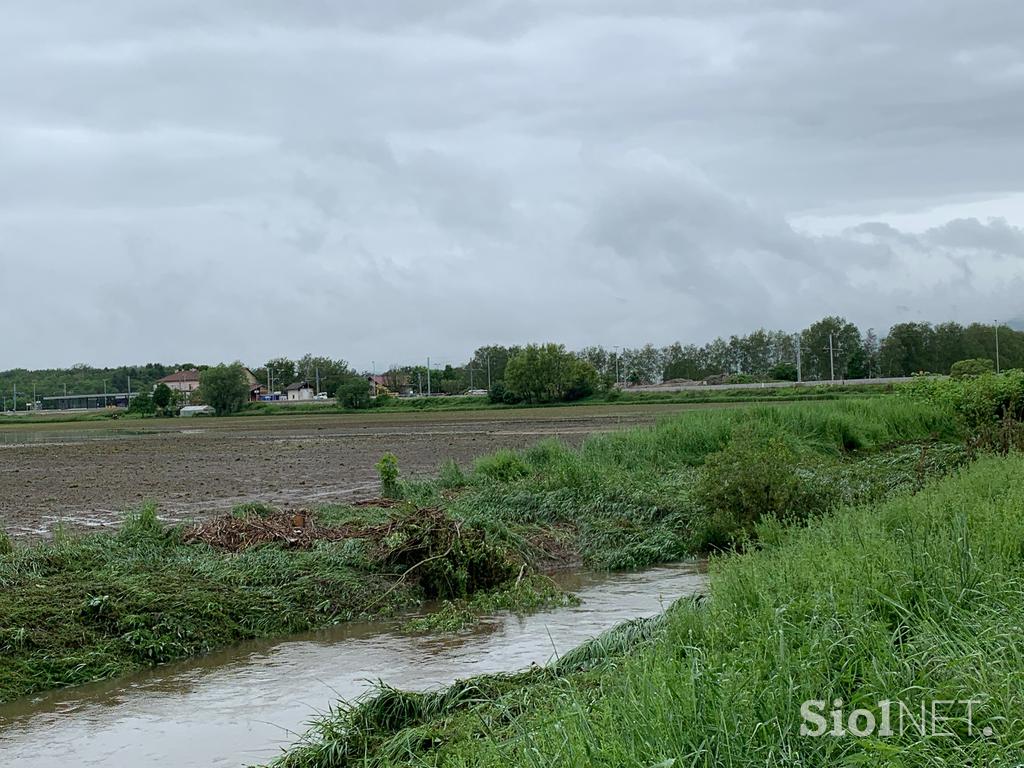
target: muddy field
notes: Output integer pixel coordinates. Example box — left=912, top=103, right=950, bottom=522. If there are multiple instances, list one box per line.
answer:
left=0, top=403, right=720, bottom=538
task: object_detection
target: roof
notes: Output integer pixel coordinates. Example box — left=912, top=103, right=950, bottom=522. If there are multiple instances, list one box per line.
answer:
left=285, top=380, right=314, bottom=391
left=157, top=369, right=201, bottom=384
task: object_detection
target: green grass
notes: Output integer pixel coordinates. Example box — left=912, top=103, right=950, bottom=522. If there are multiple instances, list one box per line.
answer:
left=270, top=452, right=1024, bottom=767
left=404, top=398, right=965, bottom=569
left=0, top=398, right=965, bottom=703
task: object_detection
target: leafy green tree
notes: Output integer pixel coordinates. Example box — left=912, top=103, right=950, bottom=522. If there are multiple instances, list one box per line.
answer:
left=800, top=317, right=862, bottom=380
left=505, top=344, right=598, bottom=403
left=198, top=364, right=249, bottom=415
left=152, top=383, right=172, bottom=412
left=337, top=380, right=371, bottom=409
left=128, top=390, right=156, bottom=415
left=880, top=322, right=934, bottom=375
left=768, top=362, right=798, bottom=381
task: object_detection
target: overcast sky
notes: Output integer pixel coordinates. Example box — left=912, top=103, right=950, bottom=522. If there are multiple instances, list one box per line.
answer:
left=2, top=1, right=1023, bottom=370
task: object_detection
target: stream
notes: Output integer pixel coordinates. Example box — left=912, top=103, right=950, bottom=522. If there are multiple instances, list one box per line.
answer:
left=0, top=563, right=706, bottom=767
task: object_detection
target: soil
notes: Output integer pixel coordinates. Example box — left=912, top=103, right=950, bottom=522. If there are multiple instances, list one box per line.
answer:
left=0, top=403, right=714, bottom=539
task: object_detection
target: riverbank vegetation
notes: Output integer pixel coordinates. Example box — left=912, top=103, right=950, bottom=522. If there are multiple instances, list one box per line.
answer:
left=0, top=396, right=973, bottom=702
left=269, top=452, right=1024, bottom=767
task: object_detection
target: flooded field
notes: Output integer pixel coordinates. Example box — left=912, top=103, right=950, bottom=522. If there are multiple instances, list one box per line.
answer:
left=0, top=563, right=706, bottom=768
left=0, top=404, right=718, bottom=538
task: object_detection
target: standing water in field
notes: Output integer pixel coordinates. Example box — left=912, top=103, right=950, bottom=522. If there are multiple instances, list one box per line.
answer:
left=0, top=563, right=705, bottom=768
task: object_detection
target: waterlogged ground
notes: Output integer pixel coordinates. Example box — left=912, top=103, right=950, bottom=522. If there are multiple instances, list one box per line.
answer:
left=0, top=563, right=706, bottom=768
left=0, top=404, right=719, bottom=538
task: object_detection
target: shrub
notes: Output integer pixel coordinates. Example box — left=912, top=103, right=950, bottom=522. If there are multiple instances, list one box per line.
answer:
left=695, top=424, right=831, bottom=542
left=437, top=459, right=467, bottom=489
left=377, top=453, right=401, bottom=498
left=487, top=381, right=509, bottom=404
left=950, top=358, right=995, bottom=378
left=338, top=381, right=372, bottom=409
left=0, top=528, right=12, bottom=557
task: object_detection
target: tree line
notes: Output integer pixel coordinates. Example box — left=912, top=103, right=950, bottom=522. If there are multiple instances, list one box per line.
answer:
left=2, top=318, right=1019, bottom=411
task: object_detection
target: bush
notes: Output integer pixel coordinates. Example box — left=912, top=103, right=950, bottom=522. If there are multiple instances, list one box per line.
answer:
left=695, top=424, right=831, bottom=542
left=377, top=453, right=401, bottom=498
left=950, top=358, right=995, bottom=378
left=127, top=391, right=156, bottom=415
left=0, top=528, right=12, bottom=557
left=768, top=362, right=799, bottom=381
left=338, top=380, right=372, bottom=409
left=487, top=381, right=509, bottom=404
left=372, top=392, right=394, bottom=408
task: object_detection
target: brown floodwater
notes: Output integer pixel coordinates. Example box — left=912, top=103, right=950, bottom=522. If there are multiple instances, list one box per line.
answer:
left=0, top=563, right=706, bottom=767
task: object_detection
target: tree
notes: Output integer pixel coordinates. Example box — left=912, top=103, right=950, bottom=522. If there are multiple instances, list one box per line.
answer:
left=198, top=364, right=249, bottom=415
left=337, top=380, right=371, bottom=409
left=880, top=322, right=934, bottom=376
left=152, top=383, right=172, bottom=413
left=800, top=317, right=862, bottom=380
left=505, top=344, right=598, bottom=403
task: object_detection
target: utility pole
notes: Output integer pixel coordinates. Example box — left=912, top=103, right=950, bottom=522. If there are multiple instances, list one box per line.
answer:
left=426, top=357, right=431, bottom=396
left=315, top=367, right=320, bottom=395
left=126, top=376, right=130, bottom=408
left=486, top=354, right=492, bottom=390
left=828, top=333, right=836, bottom=382
left=795, top=333, right=803, bottom=383
left=371, top=360, right=376, bottom=396
left=613, top=345, right=621, bottom=386
left=995, top=321, right=1001, bottom=374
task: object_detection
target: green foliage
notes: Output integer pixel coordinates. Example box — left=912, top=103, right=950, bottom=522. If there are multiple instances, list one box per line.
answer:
left=337, top=380, right=371, bottom=409
left=0, top=529, right=12, bottom=557
left=504, top=344, right=598, bottom=403
left=768, top=361, right=798, bottom=381
left=198, top=363, right=249, bottom=415
left=151, top=382, right=173, bottom=411
left=695, top=425, right=822, bottom=541
left=376, top=453, right=401, bottom=499
left=473, top=450, right=531, bottom=482
left=486, top=381, right=508, bottom=404
left=127, top=390, right=156, bottom=415
left=950, top=357, right=995, bottom=378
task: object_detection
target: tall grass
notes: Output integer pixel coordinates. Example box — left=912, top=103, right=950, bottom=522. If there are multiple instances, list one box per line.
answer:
left=275, top=454, right=1024, bottom=766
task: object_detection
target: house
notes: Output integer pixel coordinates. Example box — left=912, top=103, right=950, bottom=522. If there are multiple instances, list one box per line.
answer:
left=285, top=381, right=315, bottom=401
left=157, top=369, right=201, bottom=395
left=242, top=368, right=267, bottom=402
left=369, top=373, right=415, bottom=397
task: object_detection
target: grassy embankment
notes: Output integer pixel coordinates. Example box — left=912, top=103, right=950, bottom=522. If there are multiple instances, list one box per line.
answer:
left=0, top=398, right=961, bottom=702
left=269, top=453, right=1024, bottom=767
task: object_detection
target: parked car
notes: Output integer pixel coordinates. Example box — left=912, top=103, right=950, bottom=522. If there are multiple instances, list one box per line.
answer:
left=314, top=392, right=329, bottom=400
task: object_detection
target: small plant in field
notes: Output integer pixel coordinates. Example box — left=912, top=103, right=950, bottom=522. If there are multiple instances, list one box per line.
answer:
left=474, top=450, right=531, bottom=482
left=377, top=452, right=401, bottom=498
left=437, top=459, right=467, bottom=489
left=0, top=528, right=12, bottom=556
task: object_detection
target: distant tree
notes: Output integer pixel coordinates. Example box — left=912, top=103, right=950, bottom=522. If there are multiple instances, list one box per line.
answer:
left=950, top=358, right=995, bottom=378
left=800, top=317, right=862, bottom=380
left=152, top=383, right=172, bottom=412
left=505, top=344, right=598, bottom=403
left=128, top=390, right=155, bottom=415
left=880, top=322, right=935, bottom=375
left=768, top=362, right=798, bottom=381
left=337, top=380, right=371, bottom=409
left=198, top=364, right=249, bottom=415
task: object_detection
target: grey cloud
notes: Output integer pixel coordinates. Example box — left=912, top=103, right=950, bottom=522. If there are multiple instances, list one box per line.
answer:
left=1, top=1, right=1024, bottom=369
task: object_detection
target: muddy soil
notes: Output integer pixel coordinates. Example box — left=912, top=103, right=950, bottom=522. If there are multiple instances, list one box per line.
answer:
left=0, top=404, right=711, bottom=538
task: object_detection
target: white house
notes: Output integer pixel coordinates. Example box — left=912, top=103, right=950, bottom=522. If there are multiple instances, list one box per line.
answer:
left=285, top=381, right=315, bottom=401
